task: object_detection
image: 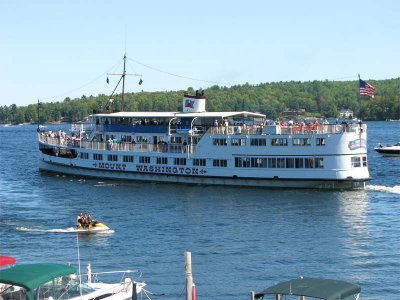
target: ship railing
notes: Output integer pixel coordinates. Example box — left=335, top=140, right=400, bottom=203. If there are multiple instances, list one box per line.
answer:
left=38, top=133, right=197, bottom=154
left=80, top=141, right=197, bottom=154
left=278, top=124, right=351, bottom=134
left=205, top=123, right=361, bottom=135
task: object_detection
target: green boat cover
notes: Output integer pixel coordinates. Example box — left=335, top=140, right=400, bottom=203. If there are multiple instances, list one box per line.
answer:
left=255, top=277, right=361, bottom=300
left=0, top=263, right=76, bottom=300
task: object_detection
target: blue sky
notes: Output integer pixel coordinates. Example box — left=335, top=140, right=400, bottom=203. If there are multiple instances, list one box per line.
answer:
left=1, top=0, right=399, bottom=106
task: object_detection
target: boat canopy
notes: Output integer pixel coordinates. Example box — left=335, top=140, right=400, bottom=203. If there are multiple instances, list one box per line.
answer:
left=92, top=111, right=266, bottom=119
left=0, top=263, right=76, bottom=300
left=255, top=278, right=361, bottom=300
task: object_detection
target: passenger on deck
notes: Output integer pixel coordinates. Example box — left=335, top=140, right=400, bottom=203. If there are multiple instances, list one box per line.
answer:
left=182, top=140, right=187, bottom=153
left=107, top=138, right=113, bottom=150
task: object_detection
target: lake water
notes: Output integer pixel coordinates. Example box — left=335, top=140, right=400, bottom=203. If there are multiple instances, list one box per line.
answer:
left=0, top=121, right=399, bottom=299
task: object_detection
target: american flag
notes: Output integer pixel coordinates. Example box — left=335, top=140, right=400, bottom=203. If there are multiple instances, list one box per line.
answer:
left=359, top=79, right=375, bottom=98
left=185, top=100, right=194, bottom=108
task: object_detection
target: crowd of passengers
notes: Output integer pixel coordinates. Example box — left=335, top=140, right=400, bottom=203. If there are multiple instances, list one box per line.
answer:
left=39, top=129, right=81, bottom=146
left=40, top=117, right=357, bottom=148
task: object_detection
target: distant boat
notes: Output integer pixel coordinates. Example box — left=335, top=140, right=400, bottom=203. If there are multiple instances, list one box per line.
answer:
left=252, top=277, right=361, bottom=300
left=374, top=142, right=400, bottom=157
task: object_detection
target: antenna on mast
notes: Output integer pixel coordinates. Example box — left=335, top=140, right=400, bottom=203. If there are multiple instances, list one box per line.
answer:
left=107, top=53, right=142, bottom=112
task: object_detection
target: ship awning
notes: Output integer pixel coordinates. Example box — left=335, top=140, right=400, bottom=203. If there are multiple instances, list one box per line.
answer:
left=174, top=111, right=266, bottom=119
left=92, top=111, right=266, bottom=119
left=255, top=278, right=361, bottom=300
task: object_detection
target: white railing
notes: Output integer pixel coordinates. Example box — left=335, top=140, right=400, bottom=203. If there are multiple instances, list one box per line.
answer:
left=38, top=133, right=197, bottom=154
left=206, top=123, right=358, bottom=135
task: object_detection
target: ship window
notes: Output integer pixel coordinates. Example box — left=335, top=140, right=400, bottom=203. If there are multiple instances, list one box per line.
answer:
left=93, top=153, right=103, bottom=160
left=231, top=138, right=246, bottom=146
left=139, top=156, right=151, bottom=164
left=251, top=157, right=267, bottom=168
left=316, top=138, right=326, bottom=146
left=193, top=158, right=206, bottom=166
left=292, top=138, right=302, bottom=146
left=362, top=156, right=367, bottom=167
left=191, top=136, right=200, bottom=145
left=351, top=157, right=361, bottom=168
left=271, top=138, right=288, bottom=146
left=80, top=152, right=89, bottom=159
left=305, top=158, right=314, bottom=168
left=295, top=158, right=304, bottom=168
left=174, top=158, right=187, bottom=165
left=213, top=138, right=227, bottom=146
left=293, top=138, right=312, bottom=146
left=235, top=157, right=250, bottom=168
left=170, top=136, right=182, bottom=144
left=277, top=158, right=286, bottom=168
left=268, top=157, right=277, bottom=168
left=250, top=138, right=267, bottom=146
left=286, top=158, right=295, bottom=168
left=315, top=157, right=324, bottom=168
left=156, top=157, right=168, bottom=164
left=213, top=159, right=227, bottom=167
left=108, top=154, right=118, bottom=162
left=123, top=155, right=134, bottom=163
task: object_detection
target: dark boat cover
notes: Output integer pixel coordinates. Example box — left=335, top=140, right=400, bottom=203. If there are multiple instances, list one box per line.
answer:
left=255, top=277, right=361, bottom=300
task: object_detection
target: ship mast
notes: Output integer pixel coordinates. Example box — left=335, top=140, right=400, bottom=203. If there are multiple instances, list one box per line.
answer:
left=107, top=53, right=141, bottom=112
left=121, top=54, right=126, bottom=110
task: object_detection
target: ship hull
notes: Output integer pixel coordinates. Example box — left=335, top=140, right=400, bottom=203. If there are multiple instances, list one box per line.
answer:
left=39, top=160, right=366, bottom=190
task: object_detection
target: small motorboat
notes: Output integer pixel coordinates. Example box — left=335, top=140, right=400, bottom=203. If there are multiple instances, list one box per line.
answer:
left=68, top=220, right=112, bottom=233
left=71, top=212, right=112, bottom=233
left=374, top=142, right=400, bottom=156
left=252, top=277, right=361, bottom=300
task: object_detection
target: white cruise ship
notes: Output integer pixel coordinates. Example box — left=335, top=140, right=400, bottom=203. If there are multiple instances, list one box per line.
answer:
left=38, top=92, right=370, bottom=189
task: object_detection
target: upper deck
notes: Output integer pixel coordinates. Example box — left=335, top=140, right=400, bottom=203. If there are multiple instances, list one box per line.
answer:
left=38, top=122, right=366, bottom=155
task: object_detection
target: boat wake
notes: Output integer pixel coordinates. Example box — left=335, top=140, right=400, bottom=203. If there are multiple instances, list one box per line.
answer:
left=16, top=227, right=115, bottom=234
left=366, top=185, right=400, bottom=195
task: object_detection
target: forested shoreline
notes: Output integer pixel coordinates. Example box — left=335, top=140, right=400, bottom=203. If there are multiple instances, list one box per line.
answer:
left=1, top=78, right=399, bottom=124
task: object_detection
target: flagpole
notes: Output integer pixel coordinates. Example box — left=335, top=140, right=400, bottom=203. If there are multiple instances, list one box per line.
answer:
left=37, top=99, right=40, bottom=132
left=358, top=74, right=361, bottom=121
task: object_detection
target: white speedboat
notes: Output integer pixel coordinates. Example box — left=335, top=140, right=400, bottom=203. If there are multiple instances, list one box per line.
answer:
left=374, top=142, right=400, bottom=156
left=0, top=263, right=150, bottom=300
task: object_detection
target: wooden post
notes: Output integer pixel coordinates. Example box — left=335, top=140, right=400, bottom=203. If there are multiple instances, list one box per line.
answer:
left=185, top=251, right=193, bottom=300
